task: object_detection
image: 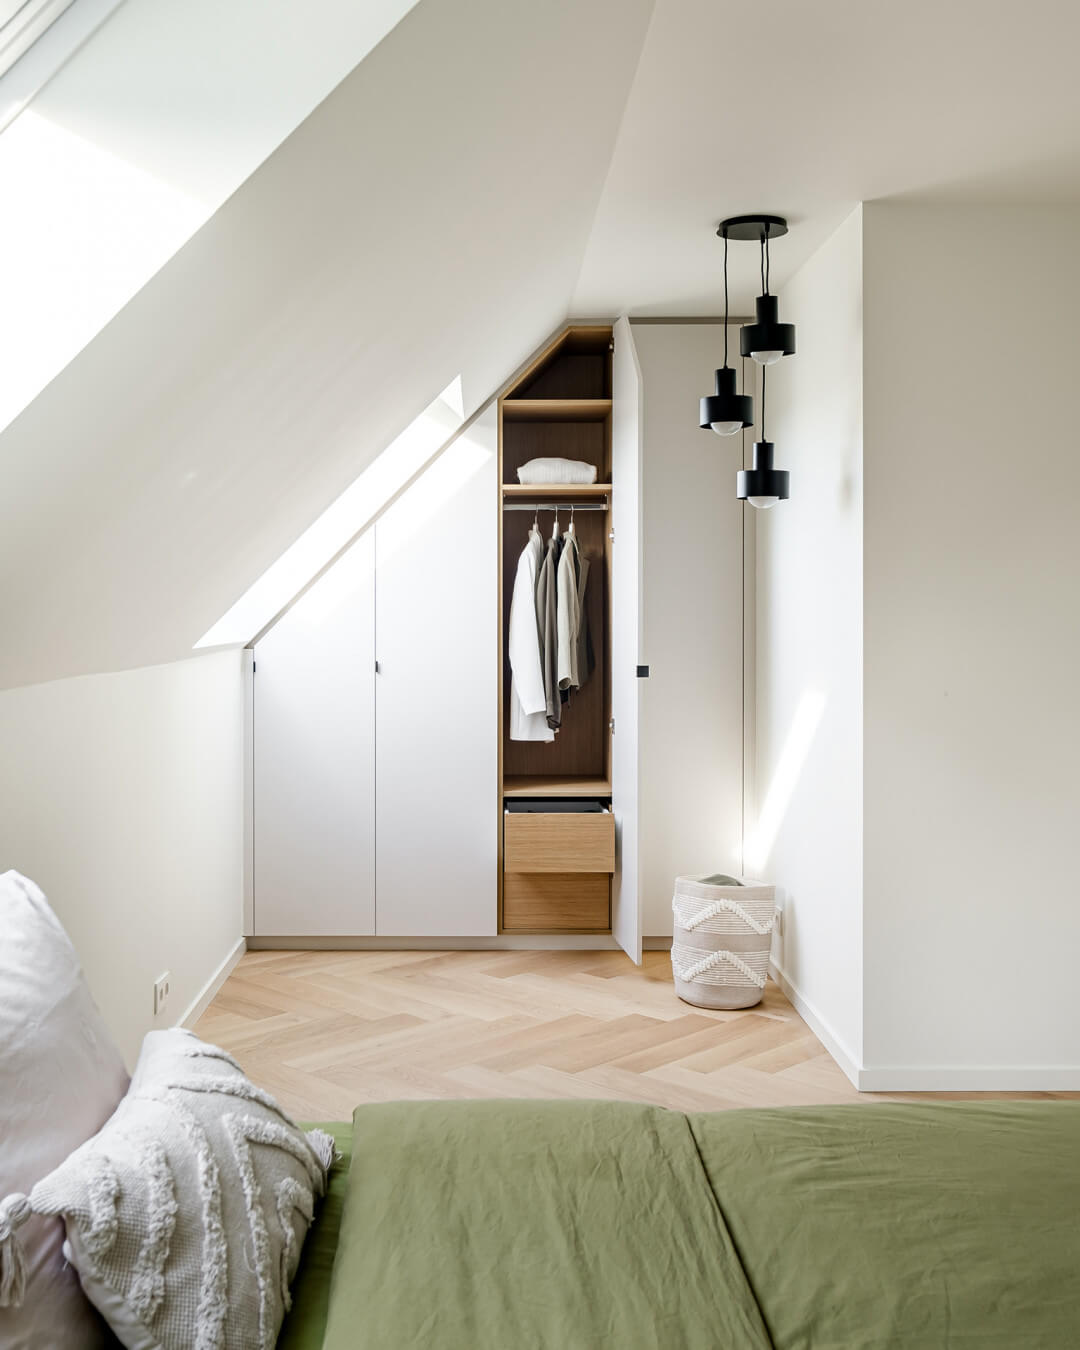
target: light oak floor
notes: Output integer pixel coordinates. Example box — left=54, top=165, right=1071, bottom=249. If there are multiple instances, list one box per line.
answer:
left=196, top=949, right=1078, bottom=1119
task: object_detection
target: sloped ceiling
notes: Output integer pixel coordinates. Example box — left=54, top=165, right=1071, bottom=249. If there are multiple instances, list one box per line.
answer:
left=0, top=0, right=424, bottom=433
left=0, top=0, right=654, bottom=688
left=4, top=0, right=1079, bottom=690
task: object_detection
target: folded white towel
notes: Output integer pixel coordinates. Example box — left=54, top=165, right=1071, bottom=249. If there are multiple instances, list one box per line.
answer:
left=516, top=458, right=598, bottom=485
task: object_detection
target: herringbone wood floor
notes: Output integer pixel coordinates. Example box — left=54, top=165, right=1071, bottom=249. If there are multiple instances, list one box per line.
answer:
left=195, top=950, right=1077, bottom=1118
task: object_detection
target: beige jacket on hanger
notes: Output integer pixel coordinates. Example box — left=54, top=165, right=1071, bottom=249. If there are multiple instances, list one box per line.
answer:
left=557, top=528, right=589, bottom=692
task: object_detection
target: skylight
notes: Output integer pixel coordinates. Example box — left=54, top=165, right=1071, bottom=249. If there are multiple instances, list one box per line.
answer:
left=194, top=377, right=465, bottom=648
left=1, top=0, right=76, bottom=81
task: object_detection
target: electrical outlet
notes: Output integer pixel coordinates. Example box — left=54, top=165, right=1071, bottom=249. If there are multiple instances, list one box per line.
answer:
left=153, top=972, right=171, bottom=1017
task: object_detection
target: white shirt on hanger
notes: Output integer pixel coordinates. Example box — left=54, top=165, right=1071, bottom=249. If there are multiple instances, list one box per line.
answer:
left=508, top=525, right=553, bottom=742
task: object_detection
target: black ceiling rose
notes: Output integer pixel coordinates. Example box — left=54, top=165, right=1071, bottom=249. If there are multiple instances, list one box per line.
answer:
left=717, top=214, right=789, bottom=242
left=700, top=365, right=753, bottom=434
left=736, top=441, right=790, bottom=508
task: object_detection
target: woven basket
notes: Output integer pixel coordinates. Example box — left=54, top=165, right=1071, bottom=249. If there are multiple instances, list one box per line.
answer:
left=670, top=874, right=776, bottom=1010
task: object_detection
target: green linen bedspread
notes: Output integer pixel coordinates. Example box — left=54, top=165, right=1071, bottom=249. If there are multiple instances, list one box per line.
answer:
left=284, top=1100, right=1080, bottom=1349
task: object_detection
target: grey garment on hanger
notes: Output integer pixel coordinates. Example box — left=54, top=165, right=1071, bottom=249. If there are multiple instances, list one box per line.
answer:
left=557, top=531, right=592, bottom=694
left=536, top=532, right=564, bottom=730
left=574, top=547, right=593, bottom=690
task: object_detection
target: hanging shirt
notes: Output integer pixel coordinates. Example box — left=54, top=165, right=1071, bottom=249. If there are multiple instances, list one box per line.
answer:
left=508, top=526, right=552, bottom=742
left=536, top=531, right=564, bottom=730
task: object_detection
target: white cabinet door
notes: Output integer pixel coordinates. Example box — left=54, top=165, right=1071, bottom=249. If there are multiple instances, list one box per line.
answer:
left=611, top=316, right=643, bottom=963
left=374, top=404, right=498, bottom=935
left=253, top=530, right=376, bottom=936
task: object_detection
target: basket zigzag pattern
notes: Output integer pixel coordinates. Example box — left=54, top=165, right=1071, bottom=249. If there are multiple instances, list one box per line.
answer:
left=673, top=896, right=775, bottom=935
left=671, top=944, right=768, bottom=988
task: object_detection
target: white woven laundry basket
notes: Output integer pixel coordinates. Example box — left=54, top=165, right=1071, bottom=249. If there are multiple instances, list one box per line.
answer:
left=671, top=874, right=776, bottom=1010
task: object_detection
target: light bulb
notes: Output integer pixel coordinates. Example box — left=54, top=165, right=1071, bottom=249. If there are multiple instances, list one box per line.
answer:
left=710, top=420, right=742, bottom=436
left=750, top=349, right=784, bottom=366
left=748, top=496, right=779, bottom=509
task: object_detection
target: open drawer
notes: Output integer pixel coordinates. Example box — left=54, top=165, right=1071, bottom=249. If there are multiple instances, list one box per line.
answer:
left=504, top=809, right=615, bottom=874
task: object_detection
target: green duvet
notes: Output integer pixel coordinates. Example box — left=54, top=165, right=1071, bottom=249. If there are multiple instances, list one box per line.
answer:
left=286, top=1100, right=1080, bottom=1349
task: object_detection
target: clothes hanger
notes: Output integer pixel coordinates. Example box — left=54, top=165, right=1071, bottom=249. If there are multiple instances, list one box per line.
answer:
left=568, top=503, right=576, bottom=539
left=551, top=505, right=560, bottom=540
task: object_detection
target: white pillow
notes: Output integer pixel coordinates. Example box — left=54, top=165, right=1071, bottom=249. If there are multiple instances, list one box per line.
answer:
left=516, top=458, right=598, bottom=485
left=0, top=870, right=129, bottom=1350
left=3, top=1029, right=334, bottom=1350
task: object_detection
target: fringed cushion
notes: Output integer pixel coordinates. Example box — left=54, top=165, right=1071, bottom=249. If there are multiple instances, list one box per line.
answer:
left=3, top=1029, right=334, bottom=1350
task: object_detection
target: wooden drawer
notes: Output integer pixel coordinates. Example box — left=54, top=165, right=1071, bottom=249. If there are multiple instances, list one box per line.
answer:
left=504, top=811, right=615, bottom=873
left=503, top=873, right=610, bottom=931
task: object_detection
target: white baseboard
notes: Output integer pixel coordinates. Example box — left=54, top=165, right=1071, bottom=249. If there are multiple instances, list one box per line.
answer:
left=178, top=937, right=246, bottom=1029
left=857, top=1064, right=1080, bottom=1092
left=246, top=935, right=624, bottom=952
left=769, top=959, right=862, bottom=1089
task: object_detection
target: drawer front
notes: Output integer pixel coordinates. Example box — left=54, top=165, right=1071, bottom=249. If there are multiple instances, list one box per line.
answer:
left=504, top=811, right=615, bottom=873
left=503, top=873, right=610, bottom=931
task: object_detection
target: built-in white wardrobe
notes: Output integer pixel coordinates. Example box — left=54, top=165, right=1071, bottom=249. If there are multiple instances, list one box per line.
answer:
left=252, top=407, right=498, bottom=939
left=248, top=320, right=746, bottom=956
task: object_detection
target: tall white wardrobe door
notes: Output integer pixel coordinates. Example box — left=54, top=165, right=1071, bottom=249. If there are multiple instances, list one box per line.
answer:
left=374, top=404, right=498, bottom=936
left=253, top=529, right=376, bottom=936
left=611, top=316, right=643, bottom=964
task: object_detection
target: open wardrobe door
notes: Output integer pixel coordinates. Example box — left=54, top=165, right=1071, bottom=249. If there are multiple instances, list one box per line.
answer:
left=610, top=316, right=643, bottom=964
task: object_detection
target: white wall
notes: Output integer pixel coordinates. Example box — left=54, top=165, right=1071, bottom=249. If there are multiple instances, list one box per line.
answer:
left=753, top=207, right=864, bottom=1074
left=632, top=322, right=747, bottom=936
left=861, top=202, right=1080, bottom=1087
left=0, top=651, right=244, bottom=1064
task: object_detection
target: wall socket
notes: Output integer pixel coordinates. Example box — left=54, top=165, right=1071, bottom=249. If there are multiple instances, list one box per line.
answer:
left=153, top=972, right=171, bottom=1017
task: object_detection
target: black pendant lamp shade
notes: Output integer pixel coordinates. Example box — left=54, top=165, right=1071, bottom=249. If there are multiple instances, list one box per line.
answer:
left=737, top=440, right=789, bottom=508
left=700, top=365, right=753, bottom=435
left=699, top=226, right=753, bottom=436
left=740, top=292, right=796, bottom=365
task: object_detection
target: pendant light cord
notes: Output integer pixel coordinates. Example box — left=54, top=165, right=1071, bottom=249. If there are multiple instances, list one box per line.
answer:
left=761, top=361, right=767, bottom=440
left=723, top=231, right=730, bottom=367
left=760, top=230, right=771, bottom=296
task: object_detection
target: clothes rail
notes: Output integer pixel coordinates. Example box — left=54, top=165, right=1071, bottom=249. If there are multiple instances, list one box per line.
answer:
left=503, top=500, right=608, bottom=511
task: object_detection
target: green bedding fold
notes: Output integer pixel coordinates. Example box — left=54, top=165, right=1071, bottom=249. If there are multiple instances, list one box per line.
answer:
left=689, top=1102, right=1080, bottom=1349
left=323, top=1100, right=772, bottom=1350
left=277, top=1122, right=354, bottom=1350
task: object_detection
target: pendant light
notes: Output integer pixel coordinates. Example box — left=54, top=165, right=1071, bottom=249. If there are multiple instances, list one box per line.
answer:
left=737, top=362, right=789, bottom=509
left=740, top=219, right=795, bottom=365
left=699, top=228, right=753, bottom=436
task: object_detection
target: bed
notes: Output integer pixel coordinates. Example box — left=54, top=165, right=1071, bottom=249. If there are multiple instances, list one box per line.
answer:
left=281, top=1100, right=1080, bottom=1348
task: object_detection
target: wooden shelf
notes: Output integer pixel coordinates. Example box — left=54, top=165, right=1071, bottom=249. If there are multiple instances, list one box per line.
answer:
left=502, top=398, right=612, bottom=423
left=502, top=483, right=611, bottom=498
left=503, top=775, right=612, bottom=798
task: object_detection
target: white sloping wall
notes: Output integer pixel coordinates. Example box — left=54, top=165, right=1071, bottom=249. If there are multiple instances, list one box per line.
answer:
left=861, top=201, right=1080, bottom=1089
left=0, top=651, right=244, bottom=1065
left=753, top=207, right=864, bottom=1077
left=0, top=0, right=422, bottom=434
left=0, top=0, right=654, bottom=691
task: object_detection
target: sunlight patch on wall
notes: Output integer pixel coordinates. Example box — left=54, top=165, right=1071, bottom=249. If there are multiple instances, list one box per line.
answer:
left=0, top=107, right=205, bottom=433
left=194, top=377, right=465, bottom=647
left=744, top=689, right=827, bottom=874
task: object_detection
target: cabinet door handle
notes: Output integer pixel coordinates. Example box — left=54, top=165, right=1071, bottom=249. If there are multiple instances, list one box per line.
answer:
left=375, top=660, right=381, bottom=675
